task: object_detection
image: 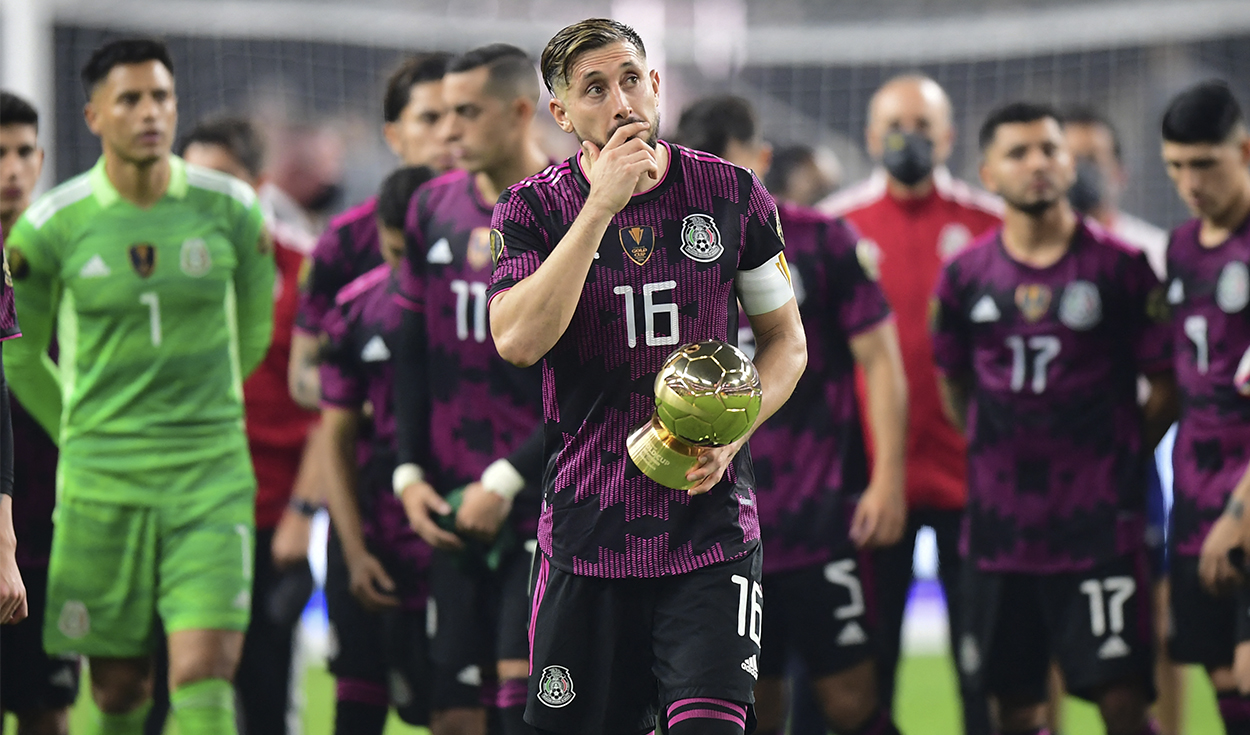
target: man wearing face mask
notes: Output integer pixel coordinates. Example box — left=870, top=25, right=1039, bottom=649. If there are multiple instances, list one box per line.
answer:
left=821, top=74, right=1000, bottom=735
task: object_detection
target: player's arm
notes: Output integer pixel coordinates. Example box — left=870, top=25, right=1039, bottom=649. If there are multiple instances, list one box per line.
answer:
left=1141, top=371, right=1179, bottom=449
left=937, top=372, right=972, bottom=435
left=288, top=331, right=322, bottom=410
left=3, top=223, right=62, bottom=439
left=849, top=320, right=909, bottom=548
left=931, top=265, right=973, bottom=434
left=1200, top=460, right=1250, bottom=595
left=456, top=424, right=543, bottom=541
left=491, top=121, right=659, bottom=367
left=270, top=421, right=329, bottom=569
left=0, top=354, right=26, bottom=624
left=233, top=203, right=276, bottom=378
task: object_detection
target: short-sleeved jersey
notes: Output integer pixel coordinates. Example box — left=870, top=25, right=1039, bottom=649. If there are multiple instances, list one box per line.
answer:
left=4, top=156, right=275, bottom=506
left=488, top=142, right=787, bottom=579
left=320, top=263, right=431, bottom=607
left=396, top=169, right=544, bottom=532
left=823, top=169, right=1001, bottom=511
left=932, top=220, right=1171, bottom=573
left=1166, top=215, right=1250, bottom=557
left=749, top=204, right=891, bottom=575
left=296, top=198, right=383, bottom=335
left=1, top=245, right=19, bottom=341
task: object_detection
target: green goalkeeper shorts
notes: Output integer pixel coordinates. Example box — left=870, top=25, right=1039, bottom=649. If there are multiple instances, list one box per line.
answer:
left=43, top=488, right=255, bottom=658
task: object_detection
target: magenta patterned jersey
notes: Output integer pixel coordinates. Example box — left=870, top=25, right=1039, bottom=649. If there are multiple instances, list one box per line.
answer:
left=1, top=245, right=18, bottom=341
left=320, top=263, right=431, bottom=607
left=932, top=219, right=1171, bottom=573
left=296, top=198, right=384, bottom=335
left=750, top=204, right=891, bottom=575
left=488, top=142, right=786, bottom=578
left=1167, top=215, right=1250, bottom=557
left=396, top=170, right=543, bottom=533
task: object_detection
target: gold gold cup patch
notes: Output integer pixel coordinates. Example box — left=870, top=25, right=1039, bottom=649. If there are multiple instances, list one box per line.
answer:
left=620, top=226, right=655, bottom=266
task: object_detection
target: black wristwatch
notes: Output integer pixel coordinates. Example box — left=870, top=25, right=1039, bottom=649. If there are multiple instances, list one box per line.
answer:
left=288, top=498, right=320, bottom=518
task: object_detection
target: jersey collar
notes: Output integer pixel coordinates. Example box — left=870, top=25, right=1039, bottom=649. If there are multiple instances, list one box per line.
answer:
left=90, top=154, right=189, bottom=208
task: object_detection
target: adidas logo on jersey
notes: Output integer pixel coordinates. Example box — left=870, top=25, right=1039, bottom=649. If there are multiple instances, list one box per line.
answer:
left=970, top=295, right=1001, bottom=323
left=78, top=254, right=111, bottom=278
left=1097, top=635, right=1130, bottom=659
left=457, top=665, right=482, bottom=686
left=836, top=621, right=868, bottom=647
left=1168, top=279, right=1184, bottom=305
left=361, top=335, right=391, bottom=362
left=740, top=655, right=758, bottom=679
left=427, top=237, right=453, bottom=264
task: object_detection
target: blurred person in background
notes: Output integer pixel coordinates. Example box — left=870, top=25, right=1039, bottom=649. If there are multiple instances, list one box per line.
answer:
left=0, top=89, right=75, bottom=735
left=320, top=166, right=437, bottom=735
left=1061, top=106, right=1181, bottom=735
left=766, top=143, right=842, bottom=208
left=261, top=122, right=346, bottom=250
left=1157, top=80, right=1250, bottom=735
left=822, top=73, right=1000, bottom=735
left=177, top=116, right=322, bottom=735
left=289, top=52, right=451, bottom=411
left=676, top=93, right=909, bottom=735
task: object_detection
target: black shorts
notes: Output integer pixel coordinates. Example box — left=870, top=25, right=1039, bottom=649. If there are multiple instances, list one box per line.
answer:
left=959, top=552, right=1155, bottom=704
left=0, top=565, right=79, bottom=714
left=759, top=546, right=878, bottom=680
left=525, top=547, right=762, bottom=735
left=1168, top=554, right=1250, bottom=668
left=428, top=539, right=536, bottom=710
left=325, top=533, right=432, bottom=725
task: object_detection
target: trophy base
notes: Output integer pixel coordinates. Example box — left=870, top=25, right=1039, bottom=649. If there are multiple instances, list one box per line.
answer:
left=626, top=415, right=705, bottom=491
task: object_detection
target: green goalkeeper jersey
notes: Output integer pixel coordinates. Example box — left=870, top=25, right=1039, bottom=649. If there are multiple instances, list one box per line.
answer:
left=4, top=155, right=275, bottom=505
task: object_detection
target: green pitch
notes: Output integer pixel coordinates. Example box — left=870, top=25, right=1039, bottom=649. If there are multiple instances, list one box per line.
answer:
left=3, top=654, right=1220, bottom=734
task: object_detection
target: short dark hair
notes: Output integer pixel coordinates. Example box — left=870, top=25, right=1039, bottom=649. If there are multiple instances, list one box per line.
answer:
left=447, top=44, right=540, bottom=104
left=81, top=38, right=174, bottom=99
left=0, top=91, right=39, bottom=132
left=176, top=116, right=266, bottom=179
left=674, top=95, right=758, bottom=159
left=765, top=144, right=816, bottom=195
left=377, top=166, right=436, bottom=230
left=978, top=101, right=1061, bottom=151
left=1161, top=80, right=1246, bottom=145
left=1062, top=106, right=1123, bottom=161
left=383, top=53, right=452, bottom=123
left=540, top=18, right=646, bottom=96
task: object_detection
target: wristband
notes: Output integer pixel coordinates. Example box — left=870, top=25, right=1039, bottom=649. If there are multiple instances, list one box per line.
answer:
left=288, top=498, right=320, bottom=518
left=480, top=459, right=525, bottom=501
left=393, top=463, right=426, bottom=496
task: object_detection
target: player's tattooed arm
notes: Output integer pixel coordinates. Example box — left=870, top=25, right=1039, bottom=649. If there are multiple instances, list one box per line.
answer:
left=848, top=321, right=909, bottom=548
left=686, top=298, right=807, bottom=496
left=491, top=121, right=658, bottom=367
left=937, top=371, right=972, bottom=435
left=288, top=331, right=323, bottom=410
left=1140, top=371, right=1180, bottom=449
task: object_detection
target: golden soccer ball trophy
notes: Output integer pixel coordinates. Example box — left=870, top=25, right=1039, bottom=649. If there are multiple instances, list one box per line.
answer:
left=626, top=340, right=763, bottom=490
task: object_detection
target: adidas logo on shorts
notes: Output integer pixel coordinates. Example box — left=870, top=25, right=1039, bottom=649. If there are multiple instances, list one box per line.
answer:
left=1097, top=635, right=1130, bottom=659
left=740, top=654, right=758, bottom=679
left=836, top=621, right=868, bottom=646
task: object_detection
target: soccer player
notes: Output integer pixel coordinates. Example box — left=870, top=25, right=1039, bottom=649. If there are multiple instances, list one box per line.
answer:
left=4, top=39, right=274, bottom=735
left=321, top=166, right=437, bottom=735
left=290, top=52, right=451, bottom=409
left=932, top=102, right=1176, bottom=735
left=392, top=43, right=550, bottom=735
left=821, top=75, right=1000, bottom=734
left=676, top=94, right=908, bottom=735
left=1155, top=80, right=1250, bottom=735
left=0, top=89, right=76, bottom=735
left=178, top=116, right=321, bottom=735
left=489, top=18, right=807, bottom=735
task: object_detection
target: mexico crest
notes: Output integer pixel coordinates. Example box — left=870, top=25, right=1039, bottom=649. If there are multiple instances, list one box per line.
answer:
left=620, top=225, right=655, bottom=266
left=537, top=665, right=576, bottom=708
left=680, top=213, right=723, bottom=263
left=129, top=243, right=157, bottom=278
left=179, top=238, right=212, bottom=277
left=1058, top=280, right=1102, bottom=331
left=1217, top=261, right=1249, bottom=314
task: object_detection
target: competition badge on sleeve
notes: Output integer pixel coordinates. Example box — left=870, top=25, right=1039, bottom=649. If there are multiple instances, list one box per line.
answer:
left=627, top=340, right=762, bottom=490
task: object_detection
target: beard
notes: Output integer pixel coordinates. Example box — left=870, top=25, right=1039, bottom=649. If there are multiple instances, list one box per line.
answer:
left=576, top=112, right=661, bottom=151
left=1004, top=192, right=1060, bottom=217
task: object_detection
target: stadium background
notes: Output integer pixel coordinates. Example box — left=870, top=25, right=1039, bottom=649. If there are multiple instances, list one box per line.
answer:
left=3, top=0, right=1249, bottom=731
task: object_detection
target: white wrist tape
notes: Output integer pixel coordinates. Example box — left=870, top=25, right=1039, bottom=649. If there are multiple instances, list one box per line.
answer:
left=392, top=463, right=426, bottom=496
left=480, top=459, right=525, bottom=501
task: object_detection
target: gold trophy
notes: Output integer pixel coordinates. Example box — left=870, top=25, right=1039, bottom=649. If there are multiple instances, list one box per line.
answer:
left=627, top=340, right=763, bottom=490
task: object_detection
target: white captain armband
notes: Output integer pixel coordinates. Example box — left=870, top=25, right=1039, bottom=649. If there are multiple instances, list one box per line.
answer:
left=736, top=252, right=795, bottom=316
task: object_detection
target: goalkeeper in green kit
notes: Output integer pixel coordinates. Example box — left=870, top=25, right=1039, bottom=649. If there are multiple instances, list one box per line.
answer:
left=3, top=39, right=274, bottom=735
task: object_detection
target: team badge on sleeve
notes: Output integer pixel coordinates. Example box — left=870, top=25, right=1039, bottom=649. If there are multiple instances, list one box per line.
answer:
left=1146, top=284, right=1171, bottom=324
left=1058, top=280, right=1102, bottom=331
left=1014, top=284, right=1052, bottom=323
left=680, top=213, right=723, bottom=263
left=5, top=247, right=27, bottom=281
left=1217, top=261, right=1250, bottom=314
left=856, top=239, right=882, bottom=281
left=489, top=228, right=506, bottom=265
left=620, top=226, right=655, bottom=266
left=128, top=244, right=157, bottom=278
left=537, top=665, right=576, bottom=708
left=257, top=229, right=274, bottom=256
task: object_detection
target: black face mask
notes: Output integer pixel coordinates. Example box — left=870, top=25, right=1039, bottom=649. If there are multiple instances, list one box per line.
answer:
left=881, top=131, right=935, bottom=186
left=1067, top=158, right=1105, bottom=214
left=305, top=182, right=344, bottom=214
